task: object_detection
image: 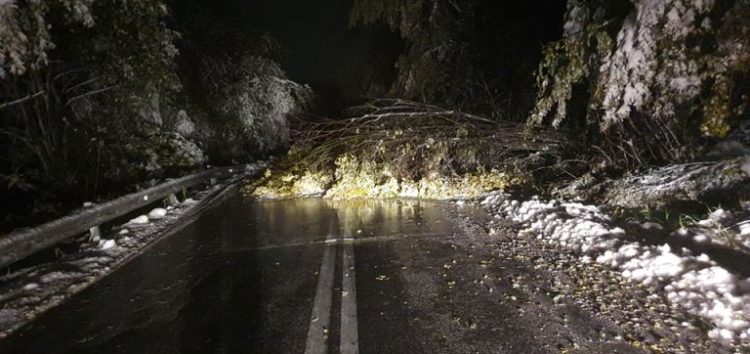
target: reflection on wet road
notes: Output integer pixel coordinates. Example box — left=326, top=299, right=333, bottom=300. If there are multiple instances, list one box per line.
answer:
left=0, top=197, right=460, bottom=354
left=0, top=195, right=643, bottom=354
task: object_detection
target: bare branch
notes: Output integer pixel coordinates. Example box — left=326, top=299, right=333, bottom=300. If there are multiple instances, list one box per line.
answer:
left=65, top=86, right=116, bottom=106
left=0, top=91, right=47, bottom=111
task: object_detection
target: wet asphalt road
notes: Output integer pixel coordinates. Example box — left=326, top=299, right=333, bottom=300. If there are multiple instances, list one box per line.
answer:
left=0, top=195, right=647, bottom=354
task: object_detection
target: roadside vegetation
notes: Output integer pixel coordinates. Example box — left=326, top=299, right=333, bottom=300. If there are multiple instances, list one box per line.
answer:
left=0, top=1, right=310, bottom=231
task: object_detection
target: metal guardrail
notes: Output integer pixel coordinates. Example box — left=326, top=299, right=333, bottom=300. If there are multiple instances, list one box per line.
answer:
left=0, top=164, right=262, bottom=269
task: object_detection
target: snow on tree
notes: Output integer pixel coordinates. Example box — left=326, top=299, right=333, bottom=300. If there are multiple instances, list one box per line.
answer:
left=0, top=0, right=94, bottom=78
left=530, top=0, right=750, bottom=167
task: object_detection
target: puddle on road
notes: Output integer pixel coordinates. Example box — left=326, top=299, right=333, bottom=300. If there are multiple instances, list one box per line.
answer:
left=237, top=198, right=455, bottom=249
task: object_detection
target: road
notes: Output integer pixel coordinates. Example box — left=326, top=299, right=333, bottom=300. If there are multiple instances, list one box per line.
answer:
left=0, top=195, right=706, bottom=353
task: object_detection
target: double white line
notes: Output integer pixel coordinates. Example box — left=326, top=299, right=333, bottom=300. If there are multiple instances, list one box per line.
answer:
left=304, top=235, right=359, bottom=354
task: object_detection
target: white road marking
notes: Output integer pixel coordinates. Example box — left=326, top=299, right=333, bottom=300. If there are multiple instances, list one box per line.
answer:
left=225, top=232, right=449, bottom=252
left=340, top=242, right=359, bottom=354
left=304, top=236, right=336, bottom=354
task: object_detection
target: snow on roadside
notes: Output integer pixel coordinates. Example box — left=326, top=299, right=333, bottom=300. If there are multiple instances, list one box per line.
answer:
left=0, top=163, right=266, bottom=339
left=127, top=215, right=150, bottom=225
left=147, top=208, right=168, bottom=220
left=481, top=192, right=750, bottom=346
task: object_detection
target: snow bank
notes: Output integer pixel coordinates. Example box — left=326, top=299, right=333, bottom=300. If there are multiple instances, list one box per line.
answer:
left=482, top=192, right=750, bottom=345
left=147, top=208, right=168, bottom=220
left=127, top=215, right=150, bottom=225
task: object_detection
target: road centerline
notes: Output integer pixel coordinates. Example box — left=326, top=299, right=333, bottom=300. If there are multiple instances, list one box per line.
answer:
left=304, top=235, right=337, bottom=354
left=340, top=242, right=359, bottom=354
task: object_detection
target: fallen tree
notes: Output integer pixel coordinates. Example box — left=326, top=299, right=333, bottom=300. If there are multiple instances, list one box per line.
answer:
left=245, top=99, right=572, bottom=200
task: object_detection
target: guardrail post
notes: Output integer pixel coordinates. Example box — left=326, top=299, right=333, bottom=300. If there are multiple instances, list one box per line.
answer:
left=167, top=193, right=180, bottom=206
left=89, top=226, right=101, bottom=242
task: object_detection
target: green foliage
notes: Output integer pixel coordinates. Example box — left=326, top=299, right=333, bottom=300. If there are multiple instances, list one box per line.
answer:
left=529, top=0, right=629, bottom=129
left=530, top=40, right=589, bottom=129
left=701, top=2, right=750, bottom=139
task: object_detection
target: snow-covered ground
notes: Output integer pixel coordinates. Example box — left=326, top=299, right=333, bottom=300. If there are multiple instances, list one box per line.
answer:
left=481, top=192, right=750, bottom=347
